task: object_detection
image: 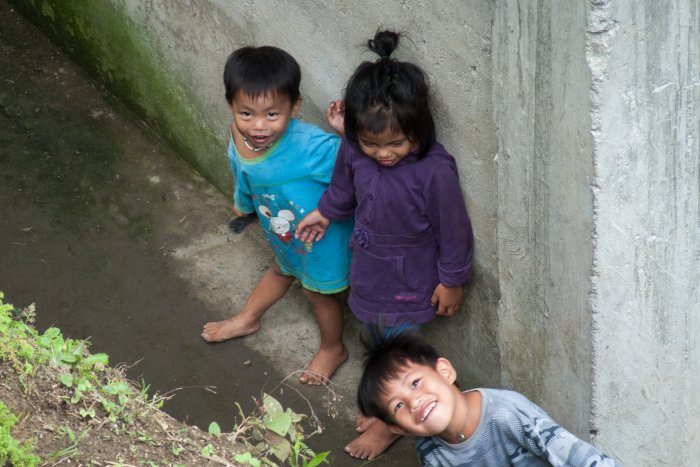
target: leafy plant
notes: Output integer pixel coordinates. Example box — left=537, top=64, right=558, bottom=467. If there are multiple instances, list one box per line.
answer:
left=223, top=393, right=330, bottom=466
left=0, top=291, right=334, bottom=464
left=0, top=400, right=40, bottom=466
left=208, top=421, right=222, bottom=437
left=50, top=425, right=90, bottom=461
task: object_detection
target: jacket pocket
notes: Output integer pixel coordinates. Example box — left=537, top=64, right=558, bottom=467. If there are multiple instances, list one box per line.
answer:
left=350, top=247, right=427, bottom=304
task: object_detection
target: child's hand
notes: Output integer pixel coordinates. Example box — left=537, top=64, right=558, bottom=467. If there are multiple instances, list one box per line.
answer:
left=431, top=283, right=464, bottom=317
left=326, top=100, right=345, bottom=135
left=295, top=209, right=331, bottom=242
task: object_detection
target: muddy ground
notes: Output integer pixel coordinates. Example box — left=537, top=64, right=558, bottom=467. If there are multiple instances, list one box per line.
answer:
left=0, top=2, right=418, bottom=465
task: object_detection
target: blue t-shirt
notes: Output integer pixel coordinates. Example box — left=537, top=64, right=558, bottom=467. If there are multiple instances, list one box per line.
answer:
left=229, top=119, right=353, bottom=292
left=416, top=389, right=619, bottom=467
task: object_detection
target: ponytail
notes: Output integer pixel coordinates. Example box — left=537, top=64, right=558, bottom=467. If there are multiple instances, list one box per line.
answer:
left=368, top=30, right=400, bottom=60
left=343, top=30, right=436, bottom=158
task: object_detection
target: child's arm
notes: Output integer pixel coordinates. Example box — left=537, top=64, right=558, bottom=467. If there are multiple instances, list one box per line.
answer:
left=426, top=156, right=474, bottom=317
left=295, top=209, right=331, bottom=242
left=326, top=100, right=345, bottom=135
left=228, top=148, right=256, bottom=216
left=315, top=141, right=358, bottom=220
left=497, top=391, right=619, bottom=467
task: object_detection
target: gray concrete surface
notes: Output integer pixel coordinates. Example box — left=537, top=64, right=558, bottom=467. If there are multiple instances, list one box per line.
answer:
left=5, top=0, right=700, bottom=464
left=492, top=1, right=699, bottom=463
left=586, top=1, right=700, bottom=462
left=491, top=0, right=596, bottom=440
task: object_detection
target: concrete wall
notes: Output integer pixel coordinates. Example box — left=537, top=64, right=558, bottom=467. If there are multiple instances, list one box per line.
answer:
left=492, top=1, right=699, bottom=463
left=12, top=0, right=699, bottom=464
left=492, top=0, right=596, bottom=437
left=587, top=0, right=700, bottom=463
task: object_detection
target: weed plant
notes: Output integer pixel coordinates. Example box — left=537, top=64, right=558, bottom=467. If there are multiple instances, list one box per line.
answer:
left=0, top=291, right=330, bottom=465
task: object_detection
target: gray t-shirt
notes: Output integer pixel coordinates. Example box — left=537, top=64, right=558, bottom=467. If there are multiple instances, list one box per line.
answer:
left=416, top=388, right=618, bottom=466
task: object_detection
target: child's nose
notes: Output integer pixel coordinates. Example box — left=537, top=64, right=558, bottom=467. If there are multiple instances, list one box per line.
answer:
left=252, top=117, right=266, bottom=130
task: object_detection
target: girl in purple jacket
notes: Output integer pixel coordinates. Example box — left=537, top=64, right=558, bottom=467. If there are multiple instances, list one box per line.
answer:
left=296, top=30, right=474, bottom=460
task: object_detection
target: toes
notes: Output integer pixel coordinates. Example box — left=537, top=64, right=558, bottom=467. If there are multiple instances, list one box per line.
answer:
left=299, top=371, right=329, bottom=385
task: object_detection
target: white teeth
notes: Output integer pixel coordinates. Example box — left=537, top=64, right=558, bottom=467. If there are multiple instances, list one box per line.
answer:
left=420, top=401, right=436, bottom=423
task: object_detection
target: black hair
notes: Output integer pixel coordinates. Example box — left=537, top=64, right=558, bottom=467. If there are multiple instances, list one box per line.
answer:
left=343, top=30, right=436, bottom=157
left=357, top=330, right=440, bottom=425
left=223, top=46, right=301, bottom=104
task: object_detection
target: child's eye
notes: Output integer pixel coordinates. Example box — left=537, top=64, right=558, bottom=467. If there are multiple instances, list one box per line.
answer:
left=411, top=378, right=421, bottom=389
left=390, top=141, right=405, bottom=147
left=240, top=111, right=252, bottom=118
left=267, top=112, right=279, bottom=119
left=393, top=402, right=404, bottom=413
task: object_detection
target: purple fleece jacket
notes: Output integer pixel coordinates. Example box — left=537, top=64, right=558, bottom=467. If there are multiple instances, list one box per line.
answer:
left=317, top=140, right=473, bottom=326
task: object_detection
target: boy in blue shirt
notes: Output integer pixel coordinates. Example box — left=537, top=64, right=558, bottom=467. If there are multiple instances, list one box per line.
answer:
left=201, top=45, right=353, bottom=385
left=357, top=333, right=619, bottom=466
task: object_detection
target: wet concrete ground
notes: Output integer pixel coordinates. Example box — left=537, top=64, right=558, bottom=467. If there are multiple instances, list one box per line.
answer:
left=0, top=3, right=418, bottom=466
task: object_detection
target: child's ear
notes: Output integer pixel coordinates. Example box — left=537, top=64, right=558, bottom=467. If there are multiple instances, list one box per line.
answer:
left=292, top=97, right=303, bottom=116
left=435, top=358, right=457, bottom=384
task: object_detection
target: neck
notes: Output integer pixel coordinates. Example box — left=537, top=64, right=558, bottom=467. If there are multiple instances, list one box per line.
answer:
left=243, top=137, right=273, bottom=152
left=439, top=390, right=480, bottom=443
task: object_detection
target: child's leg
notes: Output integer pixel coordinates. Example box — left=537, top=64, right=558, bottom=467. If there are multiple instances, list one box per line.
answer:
left=298, top=289, right=348, bottom=385
left=345, top=416, right=400, bottom=460
left=201, top=261, right=295, bottom=342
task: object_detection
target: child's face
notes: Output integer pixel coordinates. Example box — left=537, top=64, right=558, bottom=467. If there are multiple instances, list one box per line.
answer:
left=229, top=91, right=300, bottom=153
left=379, top=359, right=464, bottom=438
left=358, top=128, right=418, bottom=167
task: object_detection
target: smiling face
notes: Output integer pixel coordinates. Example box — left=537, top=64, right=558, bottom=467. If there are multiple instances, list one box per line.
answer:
left=229, top=91, right=300, bottom=155
left=358, top=128, right=418, bottom=167
left=379, top=359, right=467, bottom=438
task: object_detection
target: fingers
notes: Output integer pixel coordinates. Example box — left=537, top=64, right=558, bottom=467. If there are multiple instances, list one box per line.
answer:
left=326, top=100, right=342, bottom=118
left=305, top=229, right=325, bottom=242
left=328, top=99, right=344, bottom=113
left=294, top=216, right=314, bottom=238
left=294, top=222, right=307, bottom=239
left=434, top=301, right=461, bottom=317
left=295, top=228, right=310, bottom=242
left=294, top=227, right=325, bottom=243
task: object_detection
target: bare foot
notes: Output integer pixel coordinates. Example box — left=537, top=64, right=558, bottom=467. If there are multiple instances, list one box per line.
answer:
left=299, top=344, right=348, bottom=385
left=345, top=418, right=400, bottom=460
left=355, top=413, right=378, bottom=433
left=200, top=315, right=260, bottom=343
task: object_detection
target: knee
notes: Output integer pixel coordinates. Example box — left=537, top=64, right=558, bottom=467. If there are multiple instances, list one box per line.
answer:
left=302, top=288, right=320, bottom=301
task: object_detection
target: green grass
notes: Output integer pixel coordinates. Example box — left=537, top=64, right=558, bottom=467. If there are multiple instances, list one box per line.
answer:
left=0, top=291, right=330, bottom=465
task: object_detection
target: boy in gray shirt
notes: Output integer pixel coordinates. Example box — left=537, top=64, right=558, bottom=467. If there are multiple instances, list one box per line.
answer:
left=357, top=333, right=619, bottom=466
